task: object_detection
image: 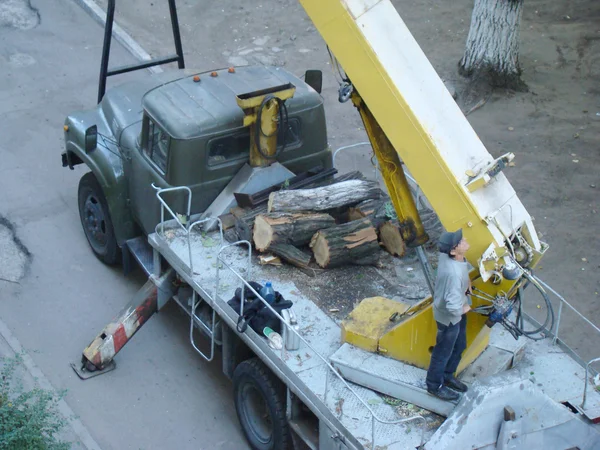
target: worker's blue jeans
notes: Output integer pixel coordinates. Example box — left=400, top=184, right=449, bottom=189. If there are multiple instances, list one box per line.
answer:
left=425, top=314, right=467, bottom=392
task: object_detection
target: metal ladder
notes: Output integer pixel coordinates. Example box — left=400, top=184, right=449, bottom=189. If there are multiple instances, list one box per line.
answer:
left=153, top=184, right=226, bottom=362
left=186, top=217, right=226, bottom=362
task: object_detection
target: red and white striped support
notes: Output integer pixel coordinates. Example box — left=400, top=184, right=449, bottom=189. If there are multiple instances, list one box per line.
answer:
left=82, top=279, right=158, bottom=370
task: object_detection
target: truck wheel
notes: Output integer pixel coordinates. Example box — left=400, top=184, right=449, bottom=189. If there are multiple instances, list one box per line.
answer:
left=78, top=172, right=120, bottom=265
left=233, top=358, right=291, bottom=450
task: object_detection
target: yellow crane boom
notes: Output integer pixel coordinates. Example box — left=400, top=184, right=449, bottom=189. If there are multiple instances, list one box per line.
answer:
left=298, top=0, right=547, bottom=368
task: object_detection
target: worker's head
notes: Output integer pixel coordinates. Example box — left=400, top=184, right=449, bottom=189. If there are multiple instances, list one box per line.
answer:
left=439, top=229, right=469, bottom=259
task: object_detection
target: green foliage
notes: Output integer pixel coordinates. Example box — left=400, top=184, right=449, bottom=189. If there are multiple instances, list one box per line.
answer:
left=0, top=355, right=70, bottom=450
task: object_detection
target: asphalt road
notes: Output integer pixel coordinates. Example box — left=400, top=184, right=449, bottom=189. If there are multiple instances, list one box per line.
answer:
left=0, top=1, right=248, bottom=449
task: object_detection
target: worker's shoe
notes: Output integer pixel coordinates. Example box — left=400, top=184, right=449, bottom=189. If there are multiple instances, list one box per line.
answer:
left=445, top=376, right=468, bottom=393
left=427, top=385, right=459, bottom=401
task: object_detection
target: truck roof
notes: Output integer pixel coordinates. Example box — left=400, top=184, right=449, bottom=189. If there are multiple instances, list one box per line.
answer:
left=142, top=65, right=322, bottom=140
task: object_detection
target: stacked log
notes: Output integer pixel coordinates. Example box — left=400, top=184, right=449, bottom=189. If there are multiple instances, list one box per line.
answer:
left=267, top=180, right=381, bottom=213
left=224, top=173, right=407, bottom=271
left=309, top=218, right=379, bottom=268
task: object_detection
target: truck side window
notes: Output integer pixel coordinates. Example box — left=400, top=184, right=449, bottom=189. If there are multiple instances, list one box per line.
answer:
left=145, top=120, right=169, bottom=173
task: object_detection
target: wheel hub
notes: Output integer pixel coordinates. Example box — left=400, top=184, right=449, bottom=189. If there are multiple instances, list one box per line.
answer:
left=84, top=195, right=107, bottom=249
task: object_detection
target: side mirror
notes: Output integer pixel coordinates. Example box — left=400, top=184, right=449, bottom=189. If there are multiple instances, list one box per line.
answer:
left=84, top=125, right=98, bottom=153
left=304, top=70, right=322, bottom=94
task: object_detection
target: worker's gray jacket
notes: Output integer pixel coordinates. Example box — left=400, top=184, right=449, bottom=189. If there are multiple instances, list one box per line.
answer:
left=432, top=253, right=471, bottom=326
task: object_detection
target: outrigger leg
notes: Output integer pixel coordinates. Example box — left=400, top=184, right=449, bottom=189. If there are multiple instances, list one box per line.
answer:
left=72, top=269, right=175, bottom=379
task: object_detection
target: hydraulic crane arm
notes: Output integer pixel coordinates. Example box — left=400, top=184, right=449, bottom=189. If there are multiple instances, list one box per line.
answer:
left=298, top=0, right=547, bottom=368
left=298, top=0, right=543, bottom=275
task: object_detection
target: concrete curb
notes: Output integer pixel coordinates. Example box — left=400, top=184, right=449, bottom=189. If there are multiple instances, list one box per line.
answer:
left=0, top=318, right=103, bottom=450
left=72, top=0, right=163, bottom=74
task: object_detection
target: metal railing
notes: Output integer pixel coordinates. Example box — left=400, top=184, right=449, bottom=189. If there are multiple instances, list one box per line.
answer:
left=582, top=357, right=600, bottom=410
left=214, top=241, right=427, bottom=449
left=152, top=186, right=223, bottom=274
left=531, top=276, right=600, bottom=411
left=152, top=184, right=192, bottom=234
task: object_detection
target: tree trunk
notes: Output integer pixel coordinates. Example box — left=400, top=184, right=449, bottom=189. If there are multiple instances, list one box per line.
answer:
left=459, top=0, right=526, bottom=90
left=378, top=221, right=406, bottom=257
left=309, top=218, right=379, bottom=268
left=253, top=212, right=336, bottom=251
left=268, top=180, right=381, bottom=213
left=268, top=243, right=312, bottom=269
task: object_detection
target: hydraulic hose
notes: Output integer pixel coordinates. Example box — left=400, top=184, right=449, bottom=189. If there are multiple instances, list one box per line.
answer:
left=513, top=271, right=555, bottom=340
left=254, top=95, right=289, bottom=160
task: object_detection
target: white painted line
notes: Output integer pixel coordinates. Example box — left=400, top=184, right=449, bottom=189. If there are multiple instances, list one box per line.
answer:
left=73, top=0, right=163, bottom=74
left=0, top=318, right=103, bottom=450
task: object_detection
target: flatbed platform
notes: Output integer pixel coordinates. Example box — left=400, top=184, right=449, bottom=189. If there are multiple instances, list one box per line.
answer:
left=149, top=220, right=600, bottom=449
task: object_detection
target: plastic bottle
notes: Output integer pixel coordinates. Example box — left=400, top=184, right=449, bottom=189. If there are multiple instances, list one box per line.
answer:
left=263, top=327, right=283, bottom=350
left=259, top=281, right=276, bottom=304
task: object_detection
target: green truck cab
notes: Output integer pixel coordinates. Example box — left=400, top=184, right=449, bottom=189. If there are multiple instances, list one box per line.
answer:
left=62, top=65, right=333, bottom=265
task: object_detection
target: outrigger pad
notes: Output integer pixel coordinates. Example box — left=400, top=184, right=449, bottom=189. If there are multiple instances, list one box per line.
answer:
left=70, top=360, right=116, bottom=380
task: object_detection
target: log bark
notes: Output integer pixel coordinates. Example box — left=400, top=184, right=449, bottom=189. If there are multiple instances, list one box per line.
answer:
left=379, top=221, right=406, bottom=257
left=253, top=212, right=335, bottom=251
left=268, top=243, right=311, bottom=269
left=231, top=204, right=268, bottom=242
left=268, top=180, right=381, bottom=213
left=347, top=199, right=390, bottom=229
left=459, top=0, right=526, bottom=90
left=303, top=170, right=367, bottom=189
left=309, top=218, right=379, bottom=268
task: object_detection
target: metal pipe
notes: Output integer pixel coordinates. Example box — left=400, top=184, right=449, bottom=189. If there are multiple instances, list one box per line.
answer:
left=416, top=246, right=434, bottom=296
left=167, top=0, right=185, bottom=69
left=98, top=0, right=115, bottom=103
left=553, top=301, right=563, bottom=346
left=107, top=55, right=181, bottom=76
left=216, top=240, right=252, bottom=317
left=535, top=277, right=600, bottom=336
left=332, top=142, right=371, bottom=164
left=581, top=357, right=600, bottom=409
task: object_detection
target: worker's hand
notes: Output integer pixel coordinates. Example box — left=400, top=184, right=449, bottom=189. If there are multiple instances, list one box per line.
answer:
left=466, top=280, right=473, bottom=296
left=462, top=304, right=471, bottom=314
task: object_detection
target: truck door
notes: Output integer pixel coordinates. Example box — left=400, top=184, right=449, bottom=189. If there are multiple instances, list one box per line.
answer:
left=128, top=115, right=172, bottom=235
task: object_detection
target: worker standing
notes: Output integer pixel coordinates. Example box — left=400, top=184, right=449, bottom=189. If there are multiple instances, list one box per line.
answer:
left=425, top=229, right=471, bottom=401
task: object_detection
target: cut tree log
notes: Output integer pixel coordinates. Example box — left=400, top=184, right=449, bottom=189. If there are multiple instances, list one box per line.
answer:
left=379, top=221, right=405, bottom=257
left=347, top=198, right=390, bottom=229
left=232, top=204, right=268, bottom=242
left=259, top=254, right=282, bottom=266
left=268, top=180, right=381, bottom=213
left=268, top=243, right=311, bottom=269
left=253, top=212, right=335, bottom=252
left=309, top=218, right=379, bottom=268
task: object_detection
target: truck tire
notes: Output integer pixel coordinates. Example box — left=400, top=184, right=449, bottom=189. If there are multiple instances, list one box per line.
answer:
left=233, top=358, right=291, bottom=450
left=78, top=172, right=121, bottom=265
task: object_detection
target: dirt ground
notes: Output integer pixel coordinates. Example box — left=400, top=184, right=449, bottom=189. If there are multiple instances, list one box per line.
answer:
left=94, top=0, right=600, bottom=360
